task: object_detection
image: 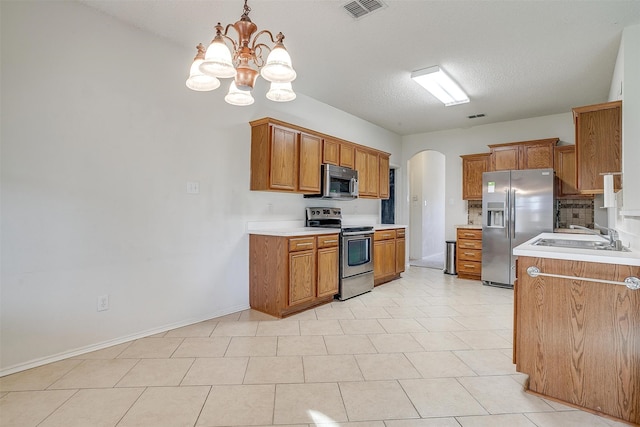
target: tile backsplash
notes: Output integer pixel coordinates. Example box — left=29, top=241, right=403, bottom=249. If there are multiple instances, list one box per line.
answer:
left=466, top=198, right=594, bottom=229
left=467, top=201, right=482, bottom=225
left=556, top=199, right=594, bottom=229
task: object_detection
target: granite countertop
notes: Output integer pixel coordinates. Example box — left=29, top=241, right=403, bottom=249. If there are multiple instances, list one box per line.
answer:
left=513, top=232, right=640, bottom=266
left=456, top=224, right=482, bottom=229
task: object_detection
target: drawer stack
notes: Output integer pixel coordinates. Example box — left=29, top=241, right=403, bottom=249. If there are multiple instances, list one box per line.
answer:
left=456, top=228, right=482, bottom=280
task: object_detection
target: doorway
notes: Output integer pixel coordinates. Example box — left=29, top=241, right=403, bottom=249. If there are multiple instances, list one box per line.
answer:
left=408, top=150, right=446, bottom=269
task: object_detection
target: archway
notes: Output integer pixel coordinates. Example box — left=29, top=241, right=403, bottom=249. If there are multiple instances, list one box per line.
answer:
left=408, top=150, right=446, bottom=269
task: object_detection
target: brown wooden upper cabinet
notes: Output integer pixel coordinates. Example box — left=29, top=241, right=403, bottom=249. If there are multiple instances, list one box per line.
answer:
left=250, top=117, right=390, bottom=199
left=573, top=100, right=622, bottom=194
left=250, top=119, right=321, bottom=194
left=322, top=138, right=357, bottom=169
left=379, top=154, right=390, bottom=200
left=355, top=147, right=381, bottom=198
left=488, top=138, right=558, bottom=171
left=461, top=153, right=490, bottom=200
left=554, top=145, right=592, bottom=199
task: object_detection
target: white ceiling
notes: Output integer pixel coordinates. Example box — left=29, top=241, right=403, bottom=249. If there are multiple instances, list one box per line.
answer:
left=80, top=0, right=640, bottom=136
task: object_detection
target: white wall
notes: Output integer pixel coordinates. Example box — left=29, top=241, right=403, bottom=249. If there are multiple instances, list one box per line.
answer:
left=609, top=23, right=640, bottom=249
left=0, top=1, right=401, bottom=374
left=399, top=114, right=575, bottom=241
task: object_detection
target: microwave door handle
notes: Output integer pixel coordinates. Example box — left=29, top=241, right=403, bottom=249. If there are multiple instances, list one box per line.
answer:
left=350, top=177, right=358, bottom=196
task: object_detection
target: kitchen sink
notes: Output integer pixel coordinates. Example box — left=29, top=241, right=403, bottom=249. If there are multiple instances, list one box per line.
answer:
left=532, top=238, right=630, bottom=252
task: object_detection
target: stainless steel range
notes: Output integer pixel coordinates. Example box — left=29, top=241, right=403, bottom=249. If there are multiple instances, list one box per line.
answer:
left=306, top=207, right=374, bottom=300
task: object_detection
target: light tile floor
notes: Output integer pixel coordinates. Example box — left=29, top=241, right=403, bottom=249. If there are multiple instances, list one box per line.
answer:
left=0, top=267, right=630, bottom=427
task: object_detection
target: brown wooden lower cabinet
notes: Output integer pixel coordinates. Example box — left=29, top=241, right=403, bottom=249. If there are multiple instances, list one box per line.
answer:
left=456, top=228, right=482, bottom=280
left=249, top=233, right=339, bottom=318
left=515, top=256, right=640, bottom=425
left=374, top=228, right=406, bottom=286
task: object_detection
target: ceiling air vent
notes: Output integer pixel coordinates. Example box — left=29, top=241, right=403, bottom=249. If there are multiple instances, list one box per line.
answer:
left=468, top=114, right=486, bottom=119
left=343, top=0, right=387, bottom=20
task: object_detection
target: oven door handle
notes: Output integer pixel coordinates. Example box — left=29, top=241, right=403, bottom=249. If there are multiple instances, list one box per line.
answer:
left=342, top=231, right=374, bottom=237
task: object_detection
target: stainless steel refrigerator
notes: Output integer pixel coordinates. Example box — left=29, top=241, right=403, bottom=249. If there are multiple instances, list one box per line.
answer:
left=481, top=168, right=555, bottom=288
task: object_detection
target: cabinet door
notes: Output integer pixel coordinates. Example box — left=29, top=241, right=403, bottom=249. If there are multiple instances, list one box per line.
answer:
left=554, top=145, right=586, bottom=198
left=520, top=141, right=554, bottom=169
left=299, top=132, right=322, bottom=193
left=574, top=101, right=622, bottom=193
left=491, top=146, right=519, bottom=171
left=323, top=138, right=339, bottom=166
left=461, top=153, right=490, bottom=200
left=395, top=238, right=405, bottom=274
left=382, top=240, right=396, bottom=276
left=355, top=148, right=369, bottom=196
left=367, top=152, right=379, bottom=197
left=379, top=154, right=390, bottom=200
left=340, top=144, right=355, bottom=168
left=317, top=247, right=338, bottom=298
left=270, top=126, right=298, bottom=190
left=289, top=250, right=315, bottom=306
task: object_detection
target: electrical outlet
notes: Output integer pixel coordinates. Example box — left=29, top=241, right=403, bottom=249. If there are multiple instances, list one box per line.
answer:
left=97, top=295, right=109, bottom=312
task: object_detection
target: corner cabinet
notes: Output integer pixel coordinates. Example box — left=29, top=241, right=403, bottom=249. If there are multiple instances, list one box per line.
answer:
left=250, top=233, right=339, bottom=318
left=489, top=138, right=558, bottom=171
left=374, top=228, right=405, bottom=286
left=251, top=118, right=390, bottom=199
left=554, top=145, right=592, bottom=199
left=461, top=153, right=490, bottom=200
left=573, top=100, right=622, bottom=194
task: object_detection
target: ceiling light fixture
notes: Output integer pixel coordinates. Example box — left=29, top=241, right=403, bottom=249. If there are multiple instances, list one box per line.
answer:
left=186, top=0, right=297, bottom=106
left=411, top=66, right=469, bottom=106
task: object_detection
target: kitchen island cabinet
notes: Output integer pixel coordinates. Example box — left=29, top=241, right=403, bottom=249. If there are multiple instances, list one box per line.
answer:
left=513, top=245, right=640, bottom=425
left=249, top=232, right=339, bottom=318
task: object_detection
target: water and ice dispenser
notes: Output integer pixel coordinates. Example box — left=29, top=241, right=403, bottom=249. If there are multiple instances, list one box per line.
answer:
left=486, top=202, right=505, bottom=227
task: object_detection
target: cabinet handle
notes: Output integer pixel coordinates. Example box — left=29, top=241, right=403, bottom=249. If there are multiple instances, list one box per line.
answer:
left=296, top=243, right=313, bottom=246
left=464, top=252, right=475, bottom=256
left=322, top=240, right=338, bottom=244
left=464, top=264, right=476, bottom=268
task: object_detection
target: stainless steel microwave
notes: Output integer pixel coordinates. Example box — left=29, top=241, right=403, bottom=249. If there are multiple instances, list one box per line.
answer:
left=306, top=164, right=359, bottom=200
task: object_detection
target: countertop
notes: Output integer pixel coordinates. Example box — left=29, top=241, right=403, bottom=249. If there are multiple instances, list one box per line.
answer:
left=513, top=232, right=640, bottom=266
left=249, top=224, right=406, bottom=237
left=456, top=224, right=482, bottom=229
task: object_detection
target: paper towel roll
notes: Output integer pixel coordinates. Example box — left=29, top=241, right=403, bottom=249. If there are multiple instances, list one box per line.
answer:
left=603, top=174, right=615, bottom=208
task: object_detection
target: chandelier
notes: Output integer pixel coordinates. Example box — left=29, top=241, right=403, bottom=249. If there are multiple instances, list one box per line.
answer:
left=186, top=0, right=297, bottom=106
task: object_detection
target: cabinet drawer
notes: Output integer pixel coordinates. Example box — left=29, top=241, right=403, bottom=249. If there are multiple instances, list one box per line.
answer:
left=457, top=260, right=481, bottom=274
left=375, top=230, right=396, bottom=241
left=458, top=239, right=482, bottom=250
left=289, top=237, right=316, bottom=252
left=317, top=234, right=339, bottom=248
left=458, top=249, right=481, bottom=262
left=396, top=228, right=405, bottom=238
left=457, top=229, right=482, bottom=240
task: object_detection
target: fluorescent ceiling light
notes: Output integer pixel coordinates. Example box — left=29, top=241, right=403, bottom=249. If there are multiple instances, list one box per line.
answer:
left=411, top=66, right=469, bottom=106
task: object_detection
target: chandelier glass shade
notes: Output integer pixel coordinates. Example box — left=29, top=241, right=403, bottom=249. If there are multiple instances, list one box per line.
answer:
left=186, top=0, right=296, bottom=105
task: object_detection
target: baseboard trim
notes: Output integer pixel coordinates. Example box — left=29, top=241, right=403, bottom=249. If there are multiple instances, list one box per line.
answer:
left=0, top=304, right=249, bottom=377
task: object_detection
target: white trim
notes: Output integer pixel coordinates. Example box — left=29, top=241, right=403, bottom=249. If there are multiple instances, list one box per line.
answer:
left=0, top=304, right=249, bottom=377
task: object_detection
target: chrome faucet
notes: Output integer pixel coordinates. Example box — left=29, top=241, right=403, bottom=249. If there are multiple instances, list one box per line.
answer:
left=569, top=224, right=622, bottom=250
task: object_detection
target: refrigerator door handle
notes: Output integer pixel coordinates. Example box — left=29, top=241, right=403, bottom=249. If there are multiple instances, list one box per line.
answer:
left=505, top=189, right=510, bottom=239
left=511, top=189, right=516, bottom=238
